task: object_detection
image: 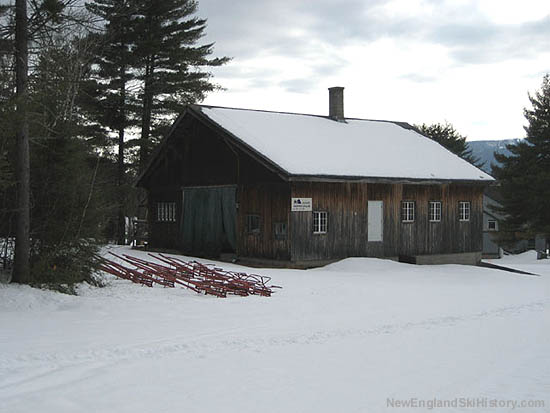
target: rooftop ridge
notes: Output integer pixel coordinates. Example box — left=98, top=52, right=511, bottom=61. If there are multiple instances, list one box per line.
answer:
left=192, top=103, right=415, bottom=129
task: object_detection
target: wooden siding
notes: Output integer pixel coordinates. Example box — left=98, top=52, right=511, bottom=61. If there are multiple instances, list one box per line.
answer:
left=237, top=183, right=291, bottom=260
left=140, top=114, right=283, bottom=190
left=143, top=114, right=285, bottom=255
left=290, top=182, right=483, bottom=262
left=148, top=189, right=181, bottom=250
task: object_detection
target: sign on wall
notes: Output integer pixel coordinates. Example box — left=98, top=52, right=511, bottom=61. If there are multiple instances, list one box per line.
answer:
left=291, top=198, right=312, bottom=212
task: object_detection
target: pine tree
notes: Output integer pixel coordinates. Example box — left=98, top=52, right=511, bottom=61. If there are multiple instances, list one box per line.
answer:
left=86, top=0, right=139, bottom=245
left=133, top=0, right=229, bottom=170
left=3, top=1, right=98, bottom=285
left=492, top=74, right=550, bottom=245
left=15, top=31, right=109, bottom=288
left=416, top=122, right=482, bottom=167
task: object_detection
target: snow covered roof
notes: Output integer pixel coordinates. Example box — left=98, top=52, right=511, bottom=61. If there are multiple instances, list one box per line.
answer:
left=195, top=105, right=493, bottom=182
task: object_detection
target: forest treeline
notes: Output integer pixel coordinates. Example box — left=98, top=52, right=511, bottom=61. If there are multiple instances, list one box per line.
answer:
left=0, top=0, right=228, bottom=288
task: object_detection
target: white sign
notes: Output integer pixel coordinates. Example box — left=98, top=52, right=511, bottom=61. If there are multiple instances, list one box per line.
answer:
left=291, top=197, right=312, bottom=212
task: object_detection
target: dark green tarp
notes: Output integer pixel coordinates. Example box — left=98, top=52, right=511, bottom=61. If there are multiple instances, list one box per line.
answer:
left=181, top=186, right=236, bottom=257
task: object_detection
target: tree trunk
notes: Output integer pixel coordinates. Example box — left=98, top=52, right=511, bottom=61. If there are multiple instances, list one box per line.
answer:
left=117, top=64, right=126, bottom=246
left=139, top=57, right=153, bottom=172
left=13, top=0, right=30, bottom=283
left=138, top=9, right=154, bottom=173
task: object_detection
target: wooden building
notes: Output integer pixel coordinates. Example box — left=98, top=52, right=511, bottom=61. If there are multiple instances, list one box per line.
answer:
left=137, top=88, right=494, bottom=266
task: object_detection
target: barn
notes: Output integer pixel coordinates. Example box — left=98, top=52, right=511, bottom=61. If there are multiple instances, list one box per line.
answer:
left=136, top=87, right=494, bottom=267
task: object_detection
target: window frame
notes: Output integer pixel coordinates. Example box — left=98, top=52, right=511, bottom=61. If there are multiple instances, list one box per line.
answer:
left=429, top=201, right=442, bottom=222
left=273, top=221, right=287, bottom=241
left=487, top=219, right=497, bottom=231
left=246, top=214, right=261, bottom=235
left=459, top=201, right=471, bottom=222
left=401, top=200, right=415, bottom=223
left=157, top=202, right=176, bottom=222
left=313, top=211, right=328, bottom=234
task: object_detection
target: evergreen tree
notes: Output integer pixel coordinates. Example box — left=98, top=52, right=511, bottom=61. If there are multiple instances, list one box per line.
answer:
left=3, top=0, right=87, bottom=283
left=1, top=2, right=110, bottom=288
left=416, top=122, right=482, bottom=167
left=133, top=0, right=229, bottom=170
left=22, top=35, right=102, bottom=286
left=492, top=74, right=550, bottom=246
left=86, top=0, right=139, bottom=245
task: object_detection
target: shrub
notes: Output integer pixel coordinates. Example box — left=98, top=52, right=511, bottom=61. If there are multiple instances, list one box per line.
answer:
left=30, top=240, right=104, bottom=294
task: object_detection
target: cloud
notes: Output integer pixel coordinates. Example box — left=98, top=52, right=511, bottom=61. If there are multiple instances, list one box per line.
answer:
left=429, top=15, right=550, bottom=64
left=198, top=0, right=550, bottom=140
left=199, top=0, right=550, bottom=67
left=278, top=77, right=319, bottom=93
left=400, top=73, right=439, bottom=83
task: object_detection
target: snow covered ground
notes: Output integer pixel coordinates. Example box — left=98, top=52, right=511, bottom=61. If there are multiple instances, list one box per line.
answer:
left=1, top=247, right=548, bottom=413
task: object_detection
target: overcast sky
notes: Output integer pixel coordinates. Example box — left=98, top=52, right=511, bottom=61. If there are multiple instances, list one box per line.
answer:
left=196, top=0, right=550, bottom=141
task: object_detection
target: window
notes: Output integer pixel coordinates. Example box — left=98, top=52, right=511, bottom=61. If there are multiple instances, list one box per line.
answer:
left=401, top=201, right=415, bottom=222
left=273, top=222, right=287, bottom=240
left=428, top=201, right=441, bottom=222
left=157, top=202, right=176, bottom=222
left=459, top=201, right=471, bottom=221
left=313, top=211, right=328, bottom=234
left=487, top=220, right=497, bottom=231
left=246, top=215, right=261, bottom=234
left=429, top=201, right=442, bottom=222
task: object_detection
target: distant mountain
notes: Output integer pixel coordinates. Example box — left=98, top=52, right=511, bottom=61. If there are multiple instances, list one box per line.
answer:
left=467, top=139, right=522, bottom=174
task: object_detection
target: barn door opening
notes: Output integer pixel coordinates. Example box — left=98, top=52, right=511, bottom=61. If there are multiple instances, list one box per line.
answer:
left=181, top=186, right=237, bottom=257
left=368, top=200, right=383, bottom=242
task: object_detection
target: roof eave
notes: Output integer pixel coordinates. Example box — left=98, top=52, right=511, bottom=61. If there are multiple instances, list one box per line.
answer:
left=288, top=174, right=495, bottom=185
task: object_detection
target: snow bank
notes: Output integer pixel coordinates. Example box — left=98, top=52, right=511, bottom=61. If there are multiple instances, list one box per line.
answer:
left=0, top=284, right=79, bottom=312
left=485, top=250, right=550, bottom=275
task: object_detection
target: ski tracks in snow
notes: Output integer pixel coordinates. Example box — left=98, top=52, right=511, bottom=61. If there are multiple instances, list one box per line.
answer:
left=1, top=298, right=545, bottom=400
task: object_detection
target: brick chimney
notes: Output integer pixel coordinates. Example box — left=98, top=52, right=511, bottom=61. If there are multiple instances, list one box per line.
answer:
left=328, top=86, right=344, bottom=121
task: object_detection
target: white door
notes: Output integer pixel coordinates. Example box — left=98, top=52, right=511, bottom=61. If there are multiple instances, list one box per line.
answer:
left=368, top=201, right=383, bottom=242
